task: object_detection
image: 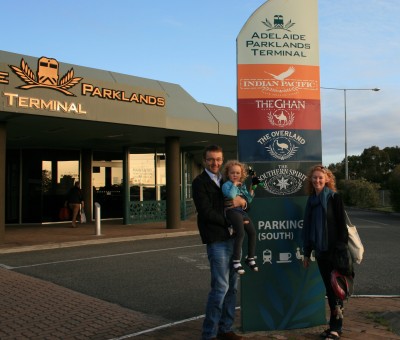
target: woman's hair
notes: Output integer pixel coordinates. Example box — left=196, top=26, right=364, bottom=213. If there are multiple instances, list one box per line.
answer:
left=223, top=160, right=248, bottom=183
left=305, top=164, right=337, bottom=194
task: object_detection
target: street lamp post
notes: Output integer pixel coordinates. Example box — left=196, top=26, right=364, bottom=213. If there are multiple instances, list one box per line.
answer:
left=321, top=87, right=380, bottom=180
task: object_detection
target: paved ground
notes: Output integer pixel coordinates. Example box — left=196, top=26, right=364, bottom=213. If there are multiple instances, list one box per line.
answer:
left=0, top=218, right=399, bottom=339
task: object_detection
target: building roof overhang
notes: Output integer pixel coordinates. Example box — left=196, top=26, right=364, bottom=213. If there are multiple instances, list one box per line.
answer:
left=0, top=50, right=238, bottom=162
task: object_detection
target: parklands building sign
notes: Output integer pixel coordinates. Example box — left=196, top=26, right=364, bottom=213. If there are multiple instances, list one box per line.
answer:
left=0, top=56, right=166, bottom=117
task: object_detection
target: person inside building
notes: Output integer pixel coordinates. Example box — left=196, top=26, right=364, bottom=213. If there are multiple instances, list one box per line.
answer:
left=66, top=181, right=84, bottom=228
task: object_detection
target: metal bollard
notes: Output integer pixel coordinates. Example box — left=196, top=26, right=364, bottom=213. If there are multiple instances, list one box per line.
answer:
left=94, top=202, right=101, bottom=236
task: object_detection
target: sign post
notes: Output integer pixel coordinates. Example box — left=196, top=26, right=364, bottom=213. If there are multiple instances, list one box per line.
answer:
left=237, top=0, right=325, bottom=331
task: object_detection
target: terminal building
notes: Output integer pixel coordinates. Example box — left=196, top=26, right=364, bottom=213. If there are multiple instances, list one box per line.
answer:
left=0, top=50, right=237, bottom=243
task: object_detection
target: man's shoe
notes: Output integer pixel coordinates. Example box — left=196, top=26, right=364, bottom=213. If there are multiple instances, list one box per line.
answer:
left=217, top=331, right=243, bottom=340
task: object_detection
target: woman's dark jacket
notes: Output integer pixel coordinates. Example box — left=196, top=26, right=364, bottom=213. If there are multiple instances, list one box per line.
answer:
left=303, top=192, right=348, bottom=259
left=192, top=171, right=231, bottom=244
left=67, top=186, right=83, bottom=204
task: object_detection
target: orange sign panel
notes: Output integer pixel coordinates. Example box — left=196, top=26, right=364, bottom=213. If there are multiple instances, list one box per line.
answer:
left=238, top=64, right=320, bottom=100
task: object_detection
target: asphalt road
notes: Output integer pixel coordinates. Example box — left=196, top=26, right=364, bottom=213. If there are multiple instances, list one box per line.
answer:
left=0, top=209, right=398, bottom=322
left=346, top=209, right=400, bottom=295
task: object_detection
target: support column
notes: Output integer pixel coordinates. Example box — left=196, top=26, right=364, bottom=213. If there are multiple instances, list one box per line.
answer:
left=0, top=123, right=6, bottom=243
left=166, top=136, right=181, bottom=229
left=81, top=150, right=92, bottom=221
left=123, top=147, right=130, bottom=225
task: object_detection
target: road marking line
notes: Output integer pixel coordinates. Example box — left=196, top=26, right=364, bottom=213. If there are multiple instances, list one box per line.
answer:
left=110, top=307, right=241, bottom=339
left=111, top=314, right=206, bottom=339
left=4, top=244, right=204, bottom=269
left=111, top=297, right=400, bottom=338
left=355, top=218, right=388, bottom=226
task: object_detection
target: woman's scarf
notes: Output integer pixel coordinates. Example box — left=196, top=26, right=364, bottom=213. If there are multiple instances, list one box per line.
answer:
left=305, top=186, right=334, bottom=255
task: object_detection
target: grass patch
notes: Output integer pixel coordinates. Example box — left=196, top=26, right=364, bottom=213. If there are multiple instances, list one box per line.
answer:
left=364, top=311, right=393, bottom=332
left=372, top=206, right=394, bottom=213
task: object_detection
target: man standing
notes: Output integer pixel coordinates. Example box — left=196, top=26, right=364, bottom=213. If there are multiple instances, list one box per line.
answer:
left=192, top=145, right=244, bottom=340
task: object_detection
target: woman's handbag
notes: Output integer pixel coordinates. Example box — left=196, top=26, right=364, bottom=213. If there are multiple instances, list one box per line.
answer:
left=345, top=211, right=364, bottom=264
left=333, top=242, right=353, bottom=277
left=80, top=207, right=87, bottom=223
left=59, top=206, right=70, bottom=220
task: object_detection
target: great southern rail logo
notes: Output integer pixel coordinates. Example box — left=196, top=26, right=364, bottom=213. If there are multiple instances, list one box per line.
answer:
left=9, top=57, right=82, bottom=96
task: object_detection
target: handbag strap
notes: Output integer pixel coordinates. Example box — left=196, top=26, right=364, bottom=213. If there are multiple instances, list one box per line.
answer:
left=344, top=210, right=354, bottom=228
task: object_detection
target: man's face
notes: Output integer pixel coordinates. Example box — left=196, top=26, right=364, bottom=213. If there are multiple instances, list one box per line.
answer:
left=204, top=150, right=223, bottom=175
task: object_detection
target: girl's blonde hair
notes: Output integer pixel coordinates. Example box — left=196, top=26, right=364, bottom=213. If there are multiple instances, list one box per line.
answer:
left=305, top=164, right=337, bottom=195
left=223, top=160, right=248, bottom=183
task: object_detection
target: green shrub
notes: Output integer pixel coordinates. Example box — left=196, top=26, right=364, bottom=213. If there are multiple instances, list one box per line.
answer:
left=388, top=165, right=400, bottom=212
left=338, top=179, right=380, bottom=208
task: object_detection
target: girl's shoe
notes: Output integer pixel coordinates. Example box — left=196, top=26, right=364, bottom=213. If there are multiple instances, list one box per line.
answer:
left=320, top=329, right=342, bottom=338
left=233, top=261, right=245, bottom=275
left=245, top=258, right=259, bottom=272
left=234, top=265, right=245, bottom=275
left=325, top=332, right=340, bottom=339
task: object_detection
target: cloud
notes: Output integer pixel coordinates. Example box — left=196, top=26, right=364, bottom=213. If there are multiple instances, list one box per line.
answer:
left=317, top=1, right=400, bottom=163
left=321, top=87, right=400, bottom=165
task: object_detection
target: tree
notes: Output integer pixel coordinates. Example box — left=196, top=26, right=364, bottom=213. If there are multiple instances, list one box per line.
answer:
left=329, top=145, right=400, bottom=187
left=388, top=165, right=400, bottom=212
left=42, top=170, right=52, bottom=194
left=358, top=146, right=390, bottom=184
left=339, top=179, right=380, bottom=208
left=384, top=146, right=400, bottom=169
left=328, top=162, right=345, bottom=181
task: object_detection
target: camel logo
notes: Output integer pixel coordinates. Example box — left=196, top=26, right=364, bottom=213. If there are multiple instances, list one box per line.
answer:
left=9, top=57, right=82, bottom=96
left=262, top=15, right=295, bottom=32
left=268, top=110, right=295, bottom=127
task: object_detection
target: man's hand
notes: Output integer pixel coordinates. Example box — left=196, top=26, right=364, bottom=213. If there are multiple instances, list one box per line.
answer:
left=251, top=176, right=260, bottom=186
left=232, top=196, right=247, bottom=209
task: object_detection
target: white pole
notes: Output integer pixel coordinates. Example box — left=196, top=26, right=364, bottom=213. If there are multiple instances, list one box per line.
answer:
left=320, top=87, right=380, bottom=180
left=95, top=202, right=101, bottom=236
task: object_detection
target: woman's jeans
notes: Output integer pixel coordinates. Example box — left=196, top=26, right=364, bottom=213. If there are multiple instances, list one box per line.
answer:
left=202, top=238, right=238, bottom=340
left=317, top=255, right=344, bottom=332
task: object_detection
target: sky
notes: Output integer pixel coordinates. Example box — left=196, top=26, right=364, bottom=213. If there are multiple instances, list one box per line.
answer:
left=2, top=0, right=399, bottom=165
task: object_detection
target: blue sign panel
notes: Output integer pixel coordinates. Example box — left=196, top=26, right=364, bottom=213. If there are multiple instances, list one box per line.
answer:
left=238, top=129, right=322, bottom=162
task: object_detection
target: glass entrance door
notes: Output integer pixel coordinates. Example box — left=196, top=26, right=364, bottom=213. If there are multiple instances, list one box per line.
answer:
left=16, top=149, right=80, bottom=223
left=92, top=158, right=123, bottom=219
left=42, top=158, right=79, bottom=222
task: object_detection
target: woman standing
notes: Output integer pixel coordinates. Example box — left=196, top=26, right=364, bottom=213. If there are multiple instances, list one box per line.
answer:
left=66, top=181, right=84, bottom=228
left=302, top=165, right=348, bottom=340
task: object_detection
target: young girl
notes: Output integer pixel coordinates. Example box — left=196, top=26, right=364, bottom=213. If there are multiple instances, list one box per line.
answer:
left=222, top=160, right=260, bottom=274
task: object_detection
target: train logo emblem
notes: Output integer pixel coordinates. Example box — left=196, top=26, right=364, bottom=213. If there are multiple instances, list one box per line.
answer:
left=10, top=57, right=82, bottom=96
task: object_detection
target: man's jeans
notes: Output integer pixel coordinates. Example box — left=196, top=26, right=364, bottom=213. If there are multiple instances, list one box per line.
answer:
left=202, top=238, right=238, bottom=339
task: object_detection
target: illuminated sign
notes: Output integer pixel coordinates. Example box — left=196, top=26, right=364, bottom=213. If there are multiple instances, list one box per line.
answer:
left=10, top=57, right=82, bottom=96
left=3, top=56, right=166, bottom=116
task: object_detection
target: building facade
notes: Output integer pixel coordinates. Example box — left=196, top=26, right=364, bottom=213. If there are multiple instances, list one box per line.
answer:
left=0, top=50, right=237, bottom=243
